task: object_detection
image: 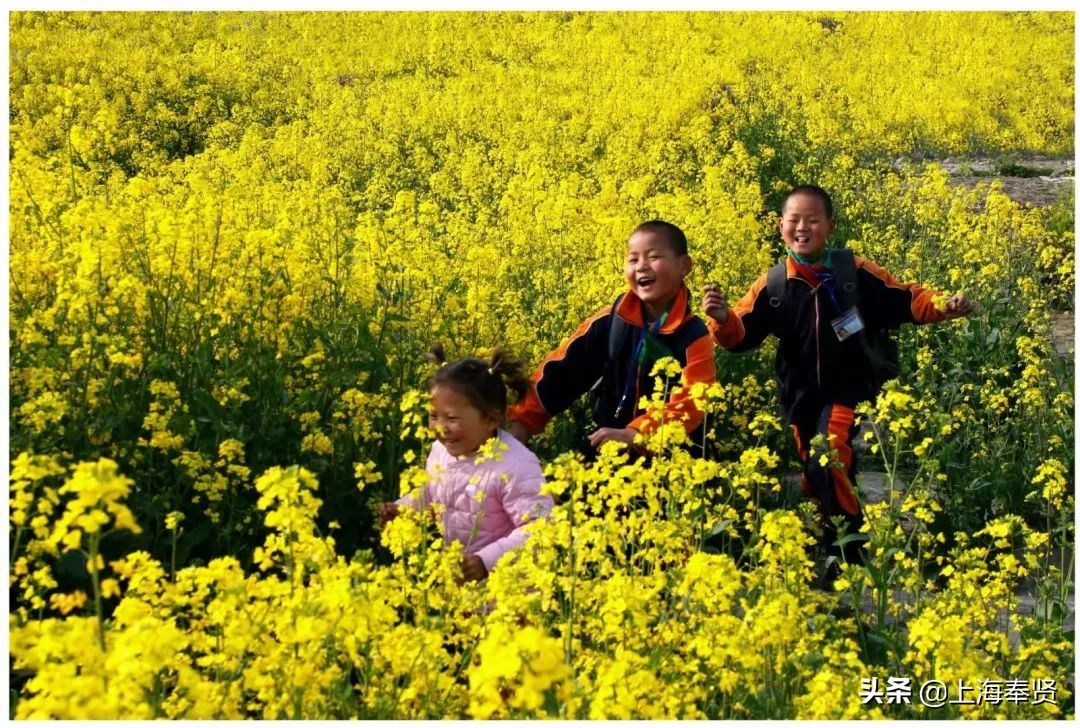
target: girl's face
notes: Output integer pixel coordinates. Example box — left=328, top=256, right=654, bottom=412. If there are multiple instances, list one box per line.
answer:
left=428, top=385, right=501, bottom=458
left=779, top=192, right=835, bottom=259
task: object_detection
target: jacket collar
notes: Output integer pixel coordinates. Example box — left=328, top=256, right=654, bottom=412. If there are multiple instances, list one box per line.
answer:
left=785, top=255, right=799, bottom=279
left=616, top=285, right=691, bottom=335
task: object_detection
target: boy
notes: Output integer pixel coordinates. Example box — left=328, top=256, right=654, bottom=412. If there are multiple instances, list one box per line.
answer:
left=702, top=185, right=974, bottom=571
left=507, top=220, right=716, bottom=454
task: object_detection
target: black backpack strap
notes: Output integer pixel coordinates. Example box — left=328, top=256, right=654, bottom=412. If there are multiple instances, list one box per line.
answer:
left=830, top=248, right=899, bottom=391
left=766, top=262, right=786, bottom=309
left=831, top=248, right=859, bottom=310
left=608, top=292, right=628, bottom=360
left=589, top=293, right=630, bottom=426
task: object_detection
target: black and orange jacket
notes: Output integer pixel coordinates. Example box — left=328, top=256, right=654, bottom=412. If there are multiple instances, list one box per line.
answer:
left=509, top=285, right=716, bottom=436
left=708, top=255, right=946, bottom=421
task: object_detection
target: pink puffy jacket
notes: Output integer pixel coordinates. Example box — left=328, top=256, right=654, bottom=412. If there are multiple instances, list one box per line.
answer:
left=396, top=429, right=552, bottom=572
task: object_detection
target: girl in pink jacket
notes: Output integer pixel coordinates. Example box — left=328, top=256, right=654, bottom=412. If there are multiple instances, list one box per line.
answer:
left=380, top=346, right=552, bottom=582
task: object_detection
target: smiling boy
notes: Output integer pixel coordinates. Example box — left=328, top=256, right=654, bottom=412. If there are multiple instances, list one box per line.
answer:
left=507, top=220, right=716, bottom=454
left=702, top=185, right=975, bottom=574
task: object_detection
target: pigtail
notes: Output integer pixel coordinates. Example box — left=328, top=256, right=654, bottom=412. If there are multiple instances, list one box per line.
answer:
left=422, top=343, right=447, bottom=390
left=488, top=346, right=530, bottom=405
left=425, top=342, right=447, bottom=367
left=427, top=345, right=529, bottom=417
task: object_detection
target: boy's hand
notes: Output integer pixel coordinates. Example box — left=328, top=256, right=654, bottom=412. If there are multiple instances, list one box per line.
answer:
left=378, top=502, right=399, bottom=528
left=588, top=427, right=638, bottom=448
left=506, top=420, right=530, bottom=445
left=459, top=554, right=488, bottom=583
left=702, top=284, right=729, bottom=323
left=942, top=294, right=976, bottom=319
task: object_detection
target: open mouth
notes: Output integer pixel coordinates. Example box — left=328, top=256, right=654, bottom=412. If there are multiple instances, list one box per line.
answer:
left=794, top=234, right=812, bottom=246
left=636, top=276, right=656, bottom=291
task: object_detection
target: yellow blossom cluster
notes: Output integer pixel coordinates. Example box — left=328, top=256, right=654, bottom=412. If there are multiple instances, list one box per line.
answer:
left=12, top=433, right=1070, bottom=718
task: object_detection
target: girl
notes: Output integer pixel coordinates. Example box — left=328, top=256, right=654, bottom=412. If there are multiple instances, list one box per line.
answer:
left=379, top=345, right=552, bottom=582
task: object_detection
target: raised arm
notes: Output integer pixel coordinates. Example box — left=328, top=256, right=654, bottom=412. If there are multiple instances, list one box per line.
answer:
left=703, top=272, right=777, bottom=352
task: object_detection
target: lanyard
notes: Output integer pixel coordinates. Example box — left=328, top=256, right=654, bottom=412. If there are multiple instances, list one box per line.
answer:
left=790, top=255, right=845, bottom=315
left=816, top=270, right=846, bottom=314
left=613, top=303, right=667, bottom=420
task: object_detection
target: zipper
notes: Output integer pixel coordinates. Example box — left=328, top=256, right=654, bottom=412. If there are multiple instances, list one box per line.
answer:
left=633, top=368, right=640, bottom=421
left=814, top=289, right=823, bottom=389
left=785, top=268, right=822, bottom=390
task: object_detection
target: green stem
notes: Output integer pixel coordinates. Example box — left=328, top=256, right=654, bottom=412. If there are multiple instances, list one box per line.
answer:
left=1058, top=549, right=1074, bottom=623
left=66, top=121, right=78, bottom=201
left=88, top=535, right=106, bottom=652
left=12, top=523, right=27, bottom=565
left=170, top=527, right=180, bottom=582
left=561, top=473, right=577, bottom=720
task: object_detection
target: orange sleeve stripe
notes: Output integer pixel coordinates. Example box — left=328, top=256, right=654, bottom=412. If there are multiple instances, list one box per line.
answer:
left=709, top=272, right=768, bottom=349
left=507, top=303, right=612, bottom=435
left=707, top=312, right=744, bottom=348
left=533, top=304, right=612, bottom=388
left=856, top=257, right=945, bottom=324
left=506, top=389, right=550, bottom=435
left=731, top=272, right=769, bottom=319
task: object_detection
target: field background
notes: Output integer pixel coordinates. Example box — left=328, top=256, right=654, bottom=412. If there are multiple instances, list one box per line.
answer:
left=8, top=11, right=1076, bottom=719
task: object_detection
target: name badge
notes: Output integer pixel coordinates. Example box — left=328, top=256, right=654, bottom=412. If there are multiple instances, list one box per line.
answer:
left=831, top=306, right=865, bottom=342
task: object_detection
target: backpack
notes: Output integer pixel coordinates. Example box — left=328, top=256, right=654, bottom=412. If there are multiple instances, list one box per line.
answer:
left=766, top=248, right=899, bottom=395
left=587, top=293, right=631, bottom=426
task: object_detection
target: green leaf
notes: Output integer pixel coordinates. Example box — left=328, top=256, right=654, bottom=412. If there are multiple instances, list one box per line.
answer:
left=835, top=532, right=869, bottom=548
left=705, top=519, right=735, bottom=539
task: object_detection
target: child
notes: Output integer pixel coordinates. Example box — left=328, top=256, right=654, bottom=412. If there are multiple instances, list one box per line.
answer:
left=506, top=220, right=716, bottom=454
left=702, top=185, right=975, bottom=572
left=379, top=346, right=552, bottom=582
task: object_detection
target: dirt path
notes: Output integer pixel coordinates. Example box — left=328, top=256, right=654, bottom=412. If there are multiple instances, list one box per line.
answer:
left=1051, top=312, right=1074, bottom=358
left=937, top=156, right=1074, bottom=207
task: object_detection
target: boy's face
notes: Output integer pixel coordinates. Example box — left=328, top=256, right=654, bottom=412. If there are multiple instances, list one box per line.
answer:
left=625, top=231, right=692, bottom=315
left=779, top=192, right=835, bottom=259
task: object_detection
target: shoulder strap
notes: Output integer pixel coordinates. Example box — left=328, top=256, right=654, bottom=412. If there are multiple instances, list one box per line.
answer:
left=766, top=262, right=786, bottom=309
left=831, top=248, right=859, bottom=310
left=608, top=293, right=628, bottom=361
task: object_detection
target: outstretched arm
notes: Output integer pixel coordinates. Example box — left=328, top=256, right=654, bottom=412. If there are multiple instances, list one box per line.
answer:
left=856, top=258, right=976, bottom=327
left=702, top=272, right=775, bottom=352
left=507, top=305, right=612, bottom=437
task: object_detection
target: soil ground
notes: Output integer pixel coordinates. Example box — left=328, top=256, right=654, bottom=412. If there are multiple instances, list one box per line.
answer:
left=937, top=155, right=1074, bottom=208
left=1051, top=312, right=1074, bottom=358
